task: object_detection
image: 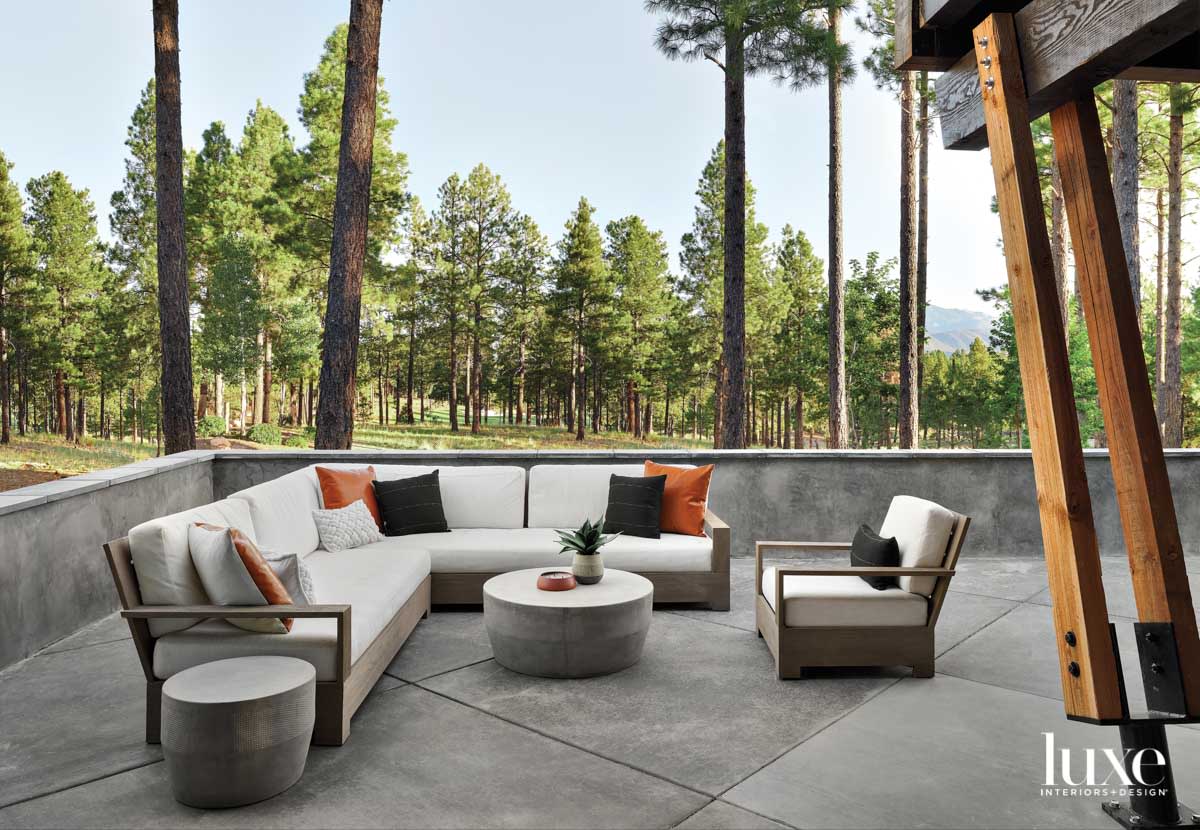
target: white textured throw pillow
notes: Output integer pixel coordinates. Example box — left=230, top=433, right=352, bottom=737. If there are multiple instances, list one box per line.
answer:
left=187, top=524, right=287, bottom=634
left=262, top=550, right=315, bottom=605
left=312, top=499, right=384, bottom=552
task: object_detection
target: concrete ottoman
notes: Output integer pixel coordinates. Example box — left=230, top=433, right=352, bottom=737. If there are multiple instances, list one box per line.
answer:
left=483, top=568, right=653, bottom=678
left=161, top=655, right=315, bottom=808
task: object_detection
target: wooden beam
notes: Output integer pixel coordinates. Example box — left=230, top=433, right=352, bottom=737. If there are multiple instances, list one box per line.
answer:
left=1051, top=95, right=1200, bottom=716
left=920, top=0, right=1028, bottom=30
left=973, top=14, right=1124, bottom=722
left=937, top=0, right=1198, bottom=150
left=1119, top=34, right=1200, bottom=82
left=896, top=0, right=978, bottom=72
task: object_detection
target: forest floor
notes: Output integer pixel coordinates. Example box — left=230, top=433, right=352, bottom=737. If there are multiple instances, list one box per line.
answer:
left=0, top=435, right=162, bottom=492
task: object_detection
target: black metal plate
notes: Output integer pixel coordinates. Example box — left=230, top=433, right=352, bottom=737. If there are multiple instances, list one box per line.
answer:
left=1136, top=622, right=1189, bottom=717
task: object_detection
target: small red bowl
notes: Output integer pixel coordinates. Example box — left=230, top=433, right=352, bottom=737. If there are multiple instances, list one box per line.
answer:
left=537, top=571, right=577, bottom=591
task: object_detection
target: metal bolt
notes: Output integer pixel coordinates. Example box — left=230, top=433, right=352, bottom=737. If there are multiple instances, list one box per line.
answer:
left=1065, top=631, right=1077, bottom=647
left=1069, top=661, right=1081, bottom=678
left=1151, top=663, right=1165, bottom=675
left=1144, top=631, right=1159, bottom=644
left=1130, top=815, right=1142, bottom=825
left=985, top=77, right=995, bottom=90
left=978, top=36, right=989, bottom=47
left=1108, top=801, right=1121, bottom=809
left=981, top=56, right=993, bottom=69
left=1189, top=812, right=1199, bottom=824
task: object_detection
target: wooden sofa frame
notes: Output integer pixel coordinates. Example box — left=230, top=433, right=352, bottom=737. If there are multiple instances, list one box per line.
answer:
left=755, top=512, right=970, bottom=679
left=428, top=508, right=731, bottom=611
left=103, top=537, right=431, bottom=747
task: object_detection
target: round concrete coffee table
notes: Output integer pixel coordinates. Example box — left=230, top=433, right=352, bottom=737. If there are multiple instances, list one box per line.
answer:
left=483, top=568, right=653, bottom=678
left=161, top=655, right=315, bottom=808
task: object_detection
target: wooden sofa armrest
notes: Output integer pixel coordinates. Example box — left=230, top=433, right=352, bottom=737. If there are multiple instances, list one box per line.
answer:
left=705, top=508, right=731, bottom=574
left=122, top=604, right=353, bottom=681
left=772, top=567, right=955, bottom=578
left=755, top=540, right=853, bottom=591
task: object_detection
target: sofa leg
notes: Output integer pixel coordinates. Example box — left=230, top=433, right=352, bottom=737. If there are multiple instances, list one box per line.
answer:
left=912, top=662, right=935, bottom=679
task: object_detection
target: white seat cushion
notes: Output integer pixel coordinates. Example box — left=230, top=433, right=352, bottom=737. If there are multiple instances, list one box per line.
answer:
left=153, top=544, right=431, bottom=681
left=129, top=498, right=257, bottom=637
left=375, top=527, right=712, bottom=573
left=878, top=495, right=956, bottom=595
left=301, top=464, right=526, bottom=529
left=528, top=464, right=694, bottom=528
left=761, top=567, right=929, bottom=628
left=230, top=469, right=322, bottom=557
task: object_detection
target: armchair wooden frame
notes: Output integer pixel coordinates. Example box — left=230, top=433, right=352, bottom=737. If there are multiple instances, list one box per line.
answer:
left=103, top=537, right=431, bottom=747
left=755, top=513, right=970, bottom=679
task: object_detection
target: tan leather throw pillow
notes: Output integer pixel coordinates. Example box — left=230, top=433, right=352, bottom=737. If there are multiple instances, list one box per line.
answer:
left=643, top=461, right=713, bottom=537
left=316, top=465, right=382, bottom=529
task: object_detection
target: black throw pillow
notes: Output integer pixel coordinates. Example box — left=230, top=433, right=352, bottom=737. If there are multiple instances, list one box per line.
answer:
left=372, top=471, right=450, bottom=537
left=851, top=524, right=901, bottom=590
left=604, top=474, right=667, bottom=539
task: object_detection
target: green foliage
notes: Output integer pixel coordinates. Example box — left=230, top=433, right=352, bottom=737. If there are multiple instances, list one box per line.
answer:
left=556, top=517, right=620, bottom=557
left=283, top=433, right=308, bottom=448
left=246, top=422, right=282, bottom=446
left=196, top=415, right=227, bottom=438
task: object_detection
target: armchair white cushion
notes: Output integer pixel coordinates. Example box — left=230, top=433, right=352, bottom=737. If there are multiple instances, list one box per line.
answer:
left=761, top=567, right=929, bottom=627
left=879, top=495, right=956, bottom=596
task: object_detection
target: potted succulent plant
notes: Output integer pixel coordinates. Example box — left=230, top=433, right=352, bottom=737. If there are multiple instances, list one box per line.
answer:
left=556, top=518, right=620, bottom=585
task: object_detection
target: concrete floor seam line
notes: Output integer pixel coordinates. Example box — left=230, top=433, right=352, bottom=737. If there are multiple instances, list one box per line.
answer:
left=411, top=682, right=719, bottom=799
left=0, top=758, right=165, bottom=812
left=711, top=675, right=907, bottom=802
left=714, top=798, right=805, bottom=830
left=387, top=655, right=498, bottom=685
left=668, top=798, right=717, bottom=829
left=33, top=637, right=132, bottom=660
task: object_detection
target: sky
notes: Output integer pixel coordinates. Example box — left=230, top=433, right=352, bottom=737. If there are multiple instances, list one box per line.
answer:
left=1, top=0, right=1018, bottom=313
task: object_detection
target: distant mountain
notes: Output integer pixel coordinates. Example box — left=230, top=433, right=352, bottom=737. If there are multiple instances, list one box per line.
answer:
left=924, top=306, right=994, bottom=354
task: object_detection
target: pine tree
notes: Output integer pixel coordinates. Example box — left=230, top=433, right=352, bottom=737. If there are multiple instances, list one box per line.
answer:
left=551, top=198, right=611, bottom=441
left=152, top=0, right=195, bottom=453
left=498, top=213, right=549, bottom=426
left=774, top=225, right=826, bottom=446
left=0, top=151, right=33, bottom=444
left=648, top=0, right=848, bottom=448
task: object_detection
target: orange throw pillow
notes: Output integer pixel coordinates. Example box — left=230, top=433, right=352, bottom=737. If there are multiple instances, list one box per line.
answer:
left=644, top=461, right=713, bottom=537
left=193, top=523, right=295, bottom=632
left=316, top=465, right=382, bottom=529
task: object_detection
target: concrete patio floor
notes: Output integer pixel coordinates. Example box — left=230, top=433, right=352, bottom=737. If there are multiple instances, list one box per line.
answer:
left=2, top=555, right=1199, bottom=829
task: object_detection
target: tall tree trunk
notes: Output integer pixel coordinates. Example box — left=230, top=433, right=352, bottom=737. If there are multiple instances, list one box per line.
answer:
left=826, top=5, right=848, bottom=448
left=152, top=0, right=195, bottom=454
left=252, top=330, right=265, bottom=426
left=406, top=324, right=415, bottom=424
left=1161, top=87, right=1185, bottom=446
left=1050, top=158, right=1070, bottom=337
left=314, top=0, right=383, bottom=449
left=516, top=333, right=526, bottom=425
left=64, top=383, right=74, bottom=441
left=214, top=372, right=224, bottom=422
left=471, top=303, right=482, bottom=434
left=0, top=317, right=9, bottom=445
left=720, top=35, right=747, bottom=449
left=626, top=379, right=636, bottom=435
left=75, top=392, right=85, bottom=441
left=898, top=71, right=919, bottom=449
left=917, top=71, right=930, bottom=391
left=1155, top=188, right=1166, bottom=395
left=1112, top=78, right=1140, bottom=314
left=55, top=369, right=66, bottom=436
left=795, top=391, right=804, bottom=449
left=196, top=380, right=209, bottom=419
left=448, top=315, right=458, bottom=431
left=574, top=327, right=585, bottom=442
left=261, top=335, right=272, bottom=426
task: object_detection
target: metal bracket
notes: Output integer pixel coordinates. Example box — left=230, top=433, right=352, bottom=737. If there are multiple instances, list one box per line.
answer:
left=1102, top=799, right=1199, bottom=828
left=1137, top=623, right=1188, bottom=716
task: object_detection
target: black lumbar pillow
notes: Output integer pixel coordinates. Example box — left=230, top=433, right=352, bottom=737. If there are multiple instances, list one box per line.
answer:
left=604, top=474, right=667, bottom=539
left=372, top=470, right=450, bottom=537
left=851, top=524, right=901, bottom=590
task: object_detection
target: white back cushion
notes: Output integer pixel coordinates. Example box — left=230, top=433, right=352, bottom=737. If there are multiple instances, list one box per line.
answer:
left=528, top=464, right=683, bottom=528
left=302, top=464, right=526, bottom=529
left=878, top=495, right=956, bottom=595
left=128, top=497, right=257, bottom=636
left=230, top=469, right=322, bottom=557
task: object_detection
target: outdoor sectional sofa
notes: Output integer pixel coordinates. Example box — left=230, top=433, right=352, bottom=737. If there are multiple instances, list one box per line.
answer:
left=104, top=462, right=730, bottom=745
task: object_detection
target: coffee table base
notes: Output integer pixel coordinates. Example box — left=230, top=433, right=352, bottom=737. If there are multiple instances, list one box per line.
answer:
left=485, top=594, right=652, bottom=678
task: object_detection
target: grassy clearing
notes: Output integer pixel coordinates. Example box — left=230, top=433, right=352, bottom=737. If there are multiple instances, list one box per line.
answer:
left=0, top=433, right=162, bottom=491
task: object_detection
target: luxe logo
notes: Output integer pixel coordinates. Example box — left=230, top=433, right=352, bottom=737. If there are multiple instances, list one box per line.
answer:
left=1043, top=732, right=1166, bottom=790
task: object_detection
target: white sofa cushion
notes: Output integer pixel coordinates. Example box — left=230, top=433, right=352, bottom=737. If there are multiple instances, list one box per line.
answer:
left=302, top=464, right=526, bottom=529
left=761, top=567, right=929, bottom=628
left=230, top=468, right=323, bottom=557
left=878, top=495, right=956, bottom=595
left=154, top=543, right=431, bottom=682
left=376, top=527, right=712, bottom=573
left=128, top=498, right=257, bottom=637
left=528, top=464, right=695, bottom=528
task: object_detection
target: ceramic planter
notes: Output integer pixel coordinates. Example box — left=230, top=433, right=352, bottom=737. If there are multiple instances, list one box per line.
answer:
left=572, top=552, right=604, bottom=584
